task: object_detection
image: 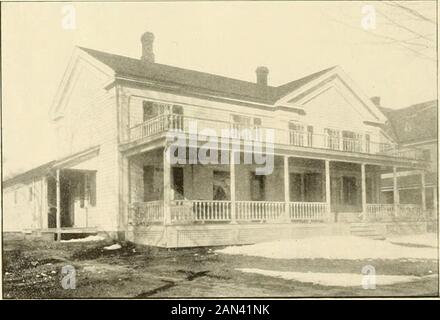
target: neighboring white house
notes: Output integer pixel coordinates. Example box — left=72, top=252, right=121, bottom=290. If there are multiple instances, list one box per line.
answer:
left=379, top=100, right=437, bottom=217
left=2, top=32, right=434, bottom=246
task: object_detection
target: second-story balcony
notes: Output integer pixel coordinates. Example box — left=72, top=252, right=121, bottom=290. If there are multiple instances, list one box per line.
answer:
left=124, top=114, right=427, bottom=161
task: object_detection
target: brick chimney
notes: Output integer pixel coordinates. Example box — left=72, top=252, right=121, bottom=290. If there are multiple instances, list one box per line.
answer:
left=371, top=96, right=381, bottom=107
left=256, top=66, right=269, bottom=86
left=141, top=32, right=155, bottom=63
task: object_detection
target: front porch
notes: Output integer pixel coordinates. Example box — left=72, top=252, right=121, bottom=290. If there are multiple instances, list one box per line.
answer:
left=124, top=146, right=431, bottom=247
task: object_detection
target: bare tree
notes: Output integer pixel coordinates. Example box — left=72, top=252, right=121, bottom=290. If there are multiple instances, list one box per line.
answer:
left=329, top=1, right=436, bottom=62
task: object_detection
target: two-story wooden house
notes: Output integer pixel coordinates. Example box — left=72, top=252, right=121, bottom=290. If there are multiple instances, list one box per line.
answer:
left=3, top=32, right=433, bottom=247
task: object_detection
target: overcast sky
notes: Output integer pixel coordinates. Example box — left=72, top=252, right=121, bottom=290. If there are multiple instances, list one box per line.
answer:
left=2, top=1, right=437, bottom=177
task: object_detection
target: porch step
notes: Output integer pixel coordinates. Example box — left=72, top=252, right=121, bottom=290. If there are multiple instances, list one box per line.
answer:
left=349, top=223, right=386, bottom=240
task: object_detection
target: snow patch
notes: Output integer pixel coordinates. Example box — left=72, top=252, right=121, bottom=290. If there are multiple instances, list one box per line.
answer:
left=217, top=236, right=437, bottom=260
left=60, top=235, right=105, bottom=243
left=237, top=268, right=423, bottom=287
left=103, top=244, right=122, bottom=250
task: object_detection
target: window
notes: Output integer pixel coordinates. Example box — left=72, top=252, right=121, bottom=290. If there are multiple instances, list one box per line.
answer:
left=172, top=167, right=184, bottom=200
left=325, top=128, right=340, bottom=150
left=307, top=126, right=314, bottom=147
left=342, top=131, right=362, bottom=152
left=250, top=172, right=266, bottom=201
left=213, top=171, right=230, bottom=201
left=170, top=105, right=184, bottom=130
left=86, top=173, right=97, bottom=207
left=342, top=176, right=358, bottom=205
left=365, top=134, right=370, bottom=153
left=142, top=101, right=157, bottom=122
left=143, top=166, right=155, bottom=202
left=29, top=187, right=33, bottom=202
left=289, top=121, right=305, bottom=146
left=231, top=114, right=261, bottom=140
left=14, top=190, right=18, bottom=204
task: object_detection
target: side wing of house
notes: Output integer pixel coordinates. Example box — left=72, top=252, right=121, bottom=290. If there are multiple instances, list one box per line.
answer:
left=49, top=48, right=122, bottom=235
left=3, top=178, right=47, bottom=233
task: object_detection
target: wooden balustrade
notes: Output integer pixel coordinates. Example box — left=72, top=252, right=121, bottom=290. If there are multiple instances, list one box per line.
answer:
left=288, top=202, right=328, bottom=221
left=235, top=201, right=285, bottom=221
left=129, top=201, right=164, bottom=225
left=126, top=115, right=425, bottom=160
left=365, top=204, right=394, bottom=222
left=171, top=200, right=231, bottom=222
left=365, top=203, right=425, bottom=222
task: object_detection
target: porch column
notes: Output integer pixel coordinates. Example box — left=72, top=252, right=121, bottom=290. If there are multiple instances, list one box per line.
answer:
left=420, top=170, right=426, bottom=211
left=41, top=176, right=48, bottom=229
left=284, top=156, right=290, bottom=221
left=434, top=187, right=438, bottom=220
left=361, top=164, right=367, bottom=221
left=56, top=169, right=61, bottom=241
left=325, top=160, right=332, bottom=221
left=230, top=150, right=237, bottom=224
left=163, top=147, right=172, bottom=225
left=393, top=166, right=399, bottom=216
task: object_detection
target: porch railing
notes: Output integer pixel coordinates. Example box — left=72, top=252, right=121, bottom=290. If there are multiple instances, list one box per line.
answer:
left=397, top=204, right=425, bottom=221
left=130, top=200, right=330, bottom=225
left=365, top=204, right=394, bottom=222
left=129, top=201, right=164, bottom=225
left=289, top=202, right=328, bottom=221
left=125, top=115, right=426, bottom=161
left=365, top=203, right=426, bottom=222
left=171, top=200, right=232, bottom=222
left=235, top=201, right=285, bottom=221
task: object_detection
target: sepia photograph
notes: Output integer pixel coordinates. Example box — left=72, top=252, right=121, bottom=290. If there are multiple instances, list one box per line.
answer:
left=1, top=1, right=438, bottom=301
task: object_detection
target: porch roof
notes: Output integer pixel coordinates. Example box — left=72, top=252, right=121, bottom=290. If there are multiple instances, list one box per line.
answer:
left=3, top=146, right=100, bottom=188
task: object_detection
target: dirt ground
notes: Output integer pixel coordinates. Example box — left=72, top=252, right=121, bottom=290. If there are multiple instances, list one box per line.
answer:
left=2, top=238, right=438, bottom=299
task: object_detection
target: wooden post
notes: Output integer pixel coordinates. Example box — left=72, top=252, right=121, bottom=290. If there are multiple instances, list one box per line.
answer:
left=284, top=156, right=290, bottom=221
left=393, top=166, right=399, bottom=216
left=56, top=169, right=61, bottom=241
left=163, top=147, right=172, bottom=225
left=361, top=164, right=367, bottom=221
left=433, top=187, right=438, bottom=220
left=41, top=176, right=48, bottom=229
left=420, top=170, right=426, bottom=211
left=325, top=160, right=332, bottom=221
left=230, top=150, right=237, bottom=224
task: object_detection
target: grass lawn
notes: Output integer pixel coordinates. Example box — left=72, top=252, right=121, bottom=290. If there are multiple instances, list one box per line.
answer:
left=2, top=238, right=438, bottom=299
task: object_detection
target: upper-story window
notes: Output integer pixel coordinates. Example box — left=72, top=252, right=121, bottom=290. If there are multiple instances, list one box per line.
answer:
left=342, top=130, right=363, bottom=152
left=231, top=114, right=261, bottom=140
left=324, top=128, right=340, bottom=150
left=289, top=121, right=314, bottom=147
left=289, top=121, right=305, bottom=146
left=142, top=101, right=158, bottom=122
left=143, top=101, right=183, bottom=120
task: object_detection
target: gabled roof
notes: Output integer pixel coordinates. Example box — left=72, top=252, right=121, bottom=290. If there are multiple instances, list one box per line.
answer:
left=79, top=47, right=334, bottom=105
left=380, top=100, right=438, bottom=144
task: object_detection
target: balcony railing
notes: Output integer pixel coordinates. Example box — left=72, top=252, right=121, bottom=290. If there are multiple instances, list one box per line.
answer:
left=126, top=115, right=426, bottom=161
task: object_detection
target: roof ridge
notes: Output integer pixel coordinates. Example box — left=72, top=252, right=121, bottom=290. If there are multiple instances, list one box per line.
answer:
left=78, top=46, right=278, bottom=89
